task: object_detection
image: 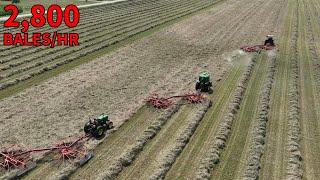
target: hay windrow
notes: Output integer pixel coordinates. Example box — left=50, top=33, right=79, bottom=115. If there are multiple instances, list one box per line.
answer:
left=0, top=171, right=17, bottom=180
left=304, top=2, right=320, bottom=115
left=285, top=8, right=302, bottom=179
left=0, top=0, right=220, bottom=91
left=241, top=54, right=276, bottom=179
left=44, top=104, right=179, bottom=180
left=196, top=57, right=257, bottom=179
left=92, top=104, right=180, bottom=180
left=149, top=101, right=211, bottom=179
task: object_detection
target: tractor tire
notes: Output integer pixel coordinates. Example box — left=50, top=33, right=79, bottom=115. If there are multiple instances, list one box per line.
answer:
left=107, top=122, right=114, bottom=129
left=195, top=82, right=201, bottom=91
left=84, top=123, right=92, bottom=134
left=93, top=126, right=105, bottom=138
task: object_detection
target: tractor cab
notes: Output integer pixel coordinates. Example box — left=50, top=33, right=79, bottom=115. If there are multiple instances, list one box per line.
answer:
left=264, top=35, right=275, bottom=47
left=196, top=72, right=213, bottom=93
left=97, top=114, right=108, bottom=124
left=199, top=72, right=210, bottom=83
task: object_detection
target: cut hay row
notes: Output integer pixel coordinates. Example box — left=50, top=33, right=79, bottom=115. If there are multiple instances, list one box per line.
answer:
left=21, top=105, right=166, bottom=179
left=304, top=0, right=320, bottom=102
left=195, top=58, right=257, bottom=179
left=241, top=54, right=276, bottom=179
left=258, top=0, right=292, bottom=178
left=296, top=0, right=320, bottom=178
left=0, top=0, right=219, bottom=90
left=285, top=3, right=302, bottom=178
left=69, top=105, right=180, bottom=180
left=0, top=0, right=196, bottom=68
left=148, top=102, right=211, bottom=179
left=0, top=0, right=190, bottom=69
left=0, top=0, right=199, bottom=56
left=1, top=0, right=200, bottom=76
left=0, top=0, right=173, bottom=55
left=209, top=0, right=267, bottom=53
left=0, top=0, right=111, bottom=32
left=117, top=103, right=210, bottom=179
left=0, top=1, right=206, bottom=76
left=0, top=0, right=156, bottom=36
left=0, top=0, right=186, bottom=58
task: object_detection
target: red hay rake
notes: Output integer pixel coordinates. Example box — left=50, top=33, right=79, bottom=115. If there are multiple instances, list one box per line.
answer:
left=147, top=93, right=173, bottom=109
left=240, top=45, right=275, bottom=53
left=147, top=92, right=206, bottom=109
left=0, top=145, right=31, bottom=170
left=0, top=135, right=90, bottom=171
left=52, top=136, right=88, bottom=163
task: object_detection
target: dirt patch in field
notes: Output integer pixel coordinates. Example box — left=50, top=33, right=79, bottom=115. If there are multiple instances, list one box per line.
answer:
left=0, top=0, right=277, bottom=149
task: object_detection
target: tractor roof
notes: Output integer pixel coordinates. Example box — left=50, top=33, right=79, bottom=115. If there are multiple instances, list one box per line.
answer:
left=199, top=72, right=210, bottom=78
left=98, top=114, right=108, bottom=120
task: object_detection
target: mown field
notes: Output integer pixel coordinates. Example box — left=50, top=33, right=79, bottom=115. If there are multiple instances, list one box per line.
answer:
left=1, top=0, right=320, bottom=179
left=0, top=0, right=222, bottom=97
left=0, top=0, right=94, bottom=16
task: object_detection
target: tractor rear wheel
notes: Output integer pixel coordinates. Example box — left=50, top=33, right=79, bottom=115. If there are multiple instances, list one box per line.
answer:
left=93, top=126, right=105, bottom=138
left=84, top=123, right=92, bottom=134
left=195, top=82, right=201, bottom=91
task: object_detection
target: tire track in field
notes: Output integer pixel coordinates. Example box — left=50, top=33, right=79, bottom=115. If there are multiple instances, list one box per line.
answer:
left=67, top=106, right=180, bottom=180
left=306, top=0, right=320, bottom=53
left=259, top=1, right=295, bottom=178
left=195, top=57, right=256, bottom=179
left=116, top=55, right=247, bottom=179
left=117, top=104, right=206, bottom=179
left=285, top=2, right=302, bottom=177
left=306, top=0, right=320, bottom=117
left=165, top=59, right=246, bottom=179
left=0, top=0, right=161, bottom=61
left=210, top=55, right=269, bottom=180
left=298, top=0, right=320, bottom=179
left=0, top=0, right=209, bottom=79
left=165, top=0, right=283, bottom=177
left=0, top=0, right=187, bottom=64
left=0, top=0, right=220, bottom=90
left=239, top=53, right=276, bottom=179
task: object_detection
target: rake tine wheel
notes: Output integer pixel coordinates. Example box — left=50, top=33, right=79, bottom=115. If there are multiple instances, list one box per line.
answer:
left=147, top=93, right=173, bottom=109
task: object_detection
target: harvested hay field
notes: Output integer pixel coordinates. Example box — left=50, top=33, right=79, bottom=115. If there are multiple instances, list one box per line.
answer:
left=1, top=0, right=320, bottom=179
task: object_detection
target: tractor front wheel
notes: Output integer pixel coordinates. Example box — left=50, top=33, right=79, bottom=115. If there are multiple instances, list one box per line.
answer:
left=107, top=122, right=114, bottom=129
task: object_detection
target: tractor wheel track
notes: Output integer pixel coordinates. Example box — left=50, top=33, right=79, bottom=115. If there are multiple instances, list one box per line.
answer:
left=210, top=55, right=269, bottom=180
left=165, top=0, right=285, bottom=178
left=0, top=0, right=190, bottom=62
left=0, top=0, right=221, bottom=90
left=298, top=0, right=320, bottom=179
left=117, top=104, right=203, bottom=179
left=259, top=2, right=297, bottom=180
left=165, top=60, right=246, bottom=179
left=0, top=0, right=203, bottom=75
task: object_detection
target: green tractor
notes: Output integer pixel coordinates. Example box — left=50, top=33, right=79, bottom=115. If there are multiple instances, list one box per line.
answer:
left=195, top=72, right=213, bottom=93
left=84, top=114, right=113, bottom=139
